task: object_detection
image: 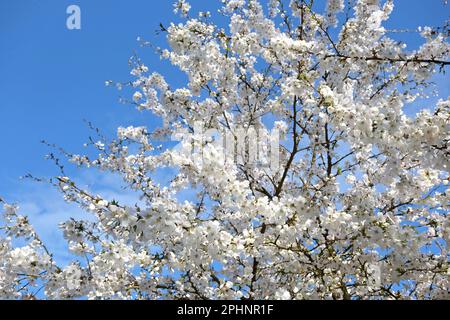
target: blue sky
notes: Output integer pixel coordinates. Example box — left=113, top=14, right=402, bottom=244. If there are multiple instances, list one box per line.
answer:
left=0, top=0, right=449, bottom=264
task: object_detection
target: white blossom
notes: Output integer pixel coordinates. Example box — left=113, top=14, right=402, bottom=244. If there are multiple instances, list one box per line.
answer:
left=0, top=0, right=449, bottom=300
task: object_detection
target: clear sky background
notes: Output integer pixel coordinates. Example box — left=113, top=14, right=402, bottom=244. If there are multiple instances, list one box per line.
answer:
left=0, top=0, right=449, bottom=264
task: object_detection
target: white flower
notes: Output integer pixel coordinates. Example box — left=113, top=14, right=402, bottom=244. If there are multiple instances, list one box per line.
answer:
left=275, top=288, right=291, bottom=300
left=173, top=0, right=191, bottom=17
left=132, top=91, right=143, bottom=102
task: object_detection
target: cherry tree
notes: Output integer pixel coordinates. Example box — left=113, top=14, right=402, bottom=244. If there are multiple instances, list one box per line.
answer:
left=1, top=0, right=449, bottom=300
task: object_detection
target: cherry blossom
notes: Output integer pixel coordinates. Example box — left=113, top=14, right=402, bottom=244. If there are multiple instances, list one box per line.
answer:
left=1, top=0, right=449, bottom=300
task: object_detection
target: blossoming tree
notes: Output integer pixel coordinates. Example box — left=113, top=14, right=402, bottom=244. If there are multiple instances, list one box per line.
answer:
left=1, top=0, right=449, bottom=300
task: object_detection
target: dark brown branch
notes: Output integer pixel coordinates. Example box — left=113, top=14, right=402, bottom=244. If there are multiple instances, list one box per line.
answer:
left=326, top=53, right=450, bottom=66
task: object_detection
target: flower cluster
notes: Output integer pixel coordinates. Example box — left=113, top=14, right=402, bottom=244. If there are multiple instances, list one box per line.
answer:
left=0, top=0, right=449, bottom=299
